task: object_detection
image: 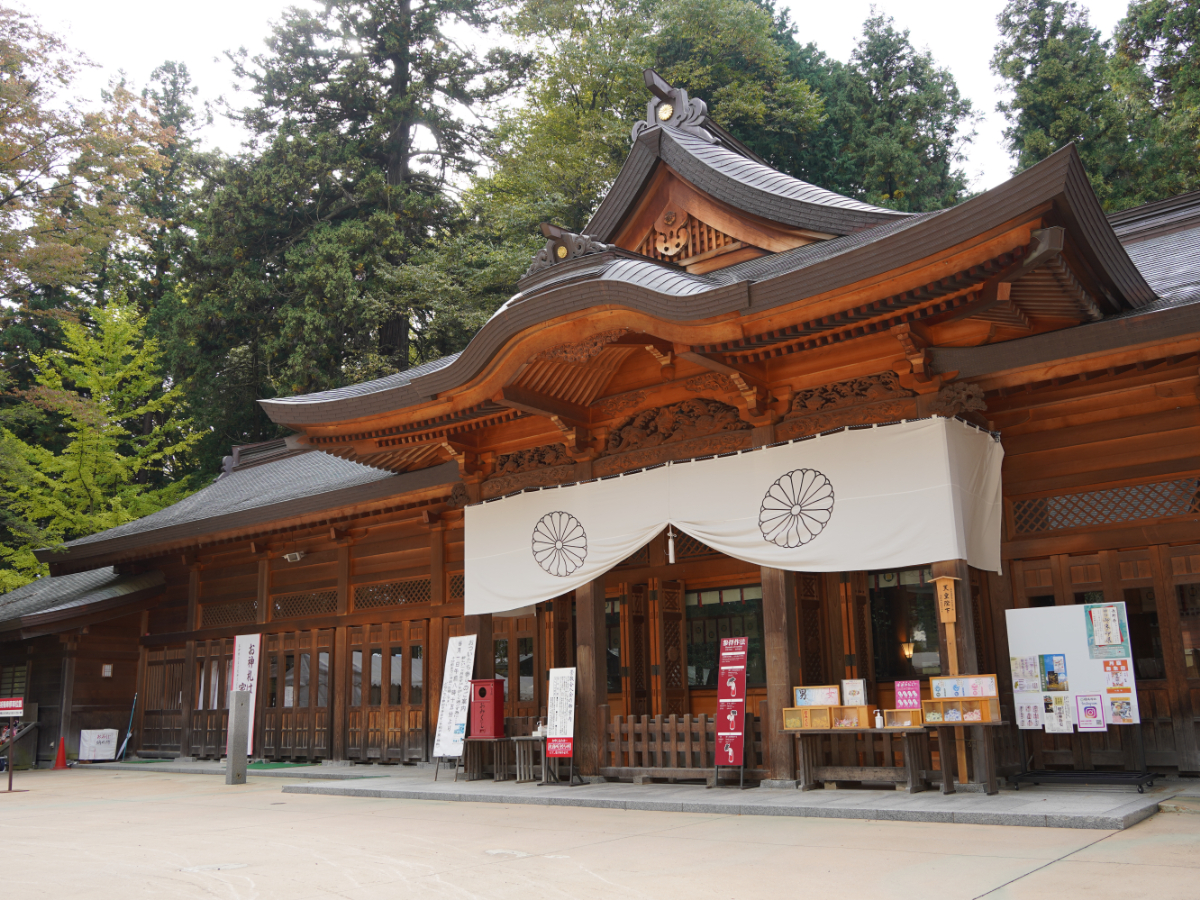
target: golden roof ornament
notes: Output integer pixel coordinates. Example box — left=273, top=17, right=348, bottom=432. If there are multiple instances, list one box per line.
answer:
left=631, top=69, right=717, bottom=145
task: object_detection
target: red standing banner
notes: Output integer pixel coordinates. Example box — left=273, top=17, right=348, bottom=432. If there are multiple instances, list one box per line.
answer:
left=716, top=637, right=748, bottom=767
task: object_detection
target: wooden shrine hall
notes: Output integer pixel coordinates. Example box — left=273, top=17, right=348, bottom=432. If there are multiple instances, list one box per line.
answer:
left=3, top=71, right=1200, bottom=787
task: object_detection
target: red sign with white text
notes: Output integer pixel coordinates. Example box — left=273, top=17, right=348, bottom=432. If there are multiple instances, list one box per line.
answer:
left=716, top=637, right=748, bottom=766
left=0, top=697, right=22, bottom=718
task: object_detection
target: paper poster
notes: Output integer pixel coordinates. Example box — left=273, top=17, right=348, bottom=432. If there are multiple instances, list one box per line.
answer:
left=841, top=678, right=867, bottom=707
left=1108, top=697, right=1136, bottom=725
left=546, top=667, right=576, bottom=758
left=894, top=679, right=922, bottom=710
left=1016, top=700, right=1043, bottom=730
left=1039, top=654, right=1069, bottom=692
left=1075, top=693, right=1107, bottom=731
left=966, top=675, right=997, bottom=697
left=228, top=633, right=262, bottom=756
left=79, top=729, right=119, bottom=760
left=932, top=677, right=965, bottom=698
left=432, top=634, right=477, bottom=759
left=1085, top=603, right=1130, bottom=659
left=1043, top=694, right=1074, bottom=732
left=717, top=638, right=748, bottom=766
left=1011, top=656, right=1041, bottom=693
left=1103, top=659, right=1133, bottom=693
left=794, top=685, right=839, bottom=706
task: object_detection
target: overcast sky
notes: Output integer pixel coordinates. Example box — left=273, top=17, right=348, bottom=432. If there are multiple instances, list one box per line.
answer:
left=34, top=0, right=1132, bottom=192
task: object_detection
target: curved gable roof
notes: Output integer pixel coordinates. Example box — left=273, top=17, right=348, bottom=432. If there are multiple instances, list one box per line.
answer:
left=586, top=125, right=909, bottom=241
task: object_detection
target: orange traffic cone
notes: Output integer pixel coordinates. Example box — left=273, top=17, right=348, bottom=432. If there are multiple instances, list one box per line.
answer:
left=52, top=740, right=68, bottom=770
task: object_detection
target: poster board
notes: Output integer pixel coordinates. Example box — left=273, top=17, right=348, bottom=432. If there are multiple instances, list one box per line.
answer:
left=1005, top=603, right=1139, bottom=733
left=717, top=638, right=747, bottom=766
left=227, top=634, right=262, bottom=756
left=546, top=667, right=576, bottom=758
left=432, top=634, right=477, bottom=759
left=79, top=729, right=119, bottom=760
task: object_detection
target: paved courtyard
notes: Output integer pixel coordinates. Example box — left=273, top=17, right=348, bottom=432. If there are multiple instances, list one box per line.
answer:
left=3, top=768, right=1199, bottom=899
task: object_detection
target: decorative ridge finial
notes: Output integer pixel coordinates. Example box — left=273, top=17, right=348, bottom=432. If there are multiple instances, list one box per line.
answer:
left=631, top=69, right=717, bottom=145
left=523, top=223, right=615, bottom=279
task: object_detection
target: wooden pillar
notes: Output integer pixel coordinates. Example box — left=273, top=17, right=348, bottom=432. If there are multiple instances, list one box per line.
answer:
left=429, top=523, right=446, bottom=607
left=934, top=559, right=981, bottom=785
left=761, top=567, right=800, bottom=782
left=134, top=611, right=150, bottom=753
left=427, top=614, right=445, bottom=758
left=464, top=615, right=493, bottom=678
left=179, top=564, right=202, bottom=757
left=57, top=643, right=77, bottom=760
left=1152, top=545, right=1200, bottom=771
left=256, top=556, right=270, bottom=624
left=574, top=576, right=607, bottom=777
left=331, top=626, right=348, bottom=760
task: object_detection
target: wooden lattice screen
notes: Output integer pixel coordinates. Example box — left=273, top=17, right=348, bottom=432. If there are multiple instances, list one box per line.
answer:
left=272, top=590, right=337, bottom=619
left=200, top=600, right=258, bottom=628
left=354, top=578, right=432, bottom=610
left=1011, top=477, right=1200, bottom=535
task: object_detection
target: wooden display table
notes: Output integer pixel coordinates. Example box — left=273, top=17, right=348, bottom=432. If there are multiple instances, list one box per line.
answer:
left=785, top=727, right=931, bottom=793
left=930, top=721, right=1008, bottom=796
left=511, top=735, right=545, bottom=784
left=464, top=737, right=513, bottom=782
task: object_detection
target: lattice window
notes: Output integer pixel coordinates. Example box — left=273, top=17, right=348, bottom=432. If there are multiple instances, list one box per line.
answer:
left=1012, top=478, right=1200, bottom=535
left=354, top=578, right=432, bottom=610
left=271, top=590, right=337, bottom=619
left=617, top=545, right=650, bottom=567
left=200, top=600, right=258, bottom=628
left=448, top=572, right=465, bottom=599
left=675, top=533, right=717, bottom=560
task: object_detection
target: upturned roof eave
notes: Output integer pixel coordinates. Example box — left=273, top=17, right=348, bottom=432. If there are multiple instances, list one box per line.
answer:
left=258, top=145, right=1154, bottom=429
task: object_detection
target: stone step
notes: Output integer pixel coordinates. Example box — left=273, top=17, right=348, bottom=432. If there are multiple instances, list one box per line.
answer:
left=1158, top=796, right=1200, bottom=814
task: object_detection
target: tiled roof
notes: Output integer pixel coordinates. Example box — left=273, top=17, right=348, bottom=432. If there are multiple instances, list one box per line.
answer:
left=0, top=568, right=164, bottom=629
left=36, top=453, right=460, bottom=570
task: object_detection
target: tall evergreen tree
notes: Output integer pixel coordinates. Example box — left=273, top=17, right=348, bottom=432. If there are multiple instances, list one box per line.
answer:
left=1112, top=0, right=1200, bottom=201
left=175, top=0, right=528, bottom=470
left=830, top=13, right=976, bottom=210
left=992, top=0, right=1141, bottom=207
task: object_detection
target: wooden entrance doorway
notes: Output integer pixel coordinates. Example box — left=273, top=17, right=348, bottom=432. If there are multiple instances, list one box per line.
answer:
left=619, top=580, right=688, bottom=718
left=346, top=621, right=427, bottom=762
left=261, top=629, right=333, bottom=760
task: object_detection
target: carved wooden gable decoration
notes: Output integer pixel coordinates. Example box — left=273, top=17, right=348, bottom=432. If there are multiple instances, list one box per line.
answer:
left=612, top=167, right=828, bottom=274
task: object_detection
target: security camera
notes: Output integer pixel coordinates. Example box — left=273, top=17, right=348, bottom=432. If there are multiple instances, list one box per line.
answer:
left=282, top=551, right=305, bottom=563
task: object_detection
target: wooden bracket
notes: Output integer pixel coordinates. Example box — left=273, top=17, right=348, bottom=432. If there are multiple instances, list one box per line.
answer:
left=676, top=350, right=770, bottom=416
left=549, top=415, right=596, bottom=461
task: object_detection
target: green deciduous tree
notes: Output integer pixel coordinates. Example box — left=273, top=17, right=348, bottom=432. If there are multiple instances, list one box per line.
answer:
left=0, top=297, right=200, bottom=590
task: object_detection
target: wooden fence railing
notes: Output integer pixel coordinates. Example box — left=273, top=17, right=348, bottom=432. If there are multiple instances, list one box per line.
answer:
left=597, top=701, right=770, bottom=780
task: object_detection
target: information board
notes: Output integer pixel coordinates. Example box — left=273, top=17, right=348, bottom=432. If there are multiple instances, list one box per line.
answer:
left=546, top=667, right=576, bottom=758
left=1005, top=603, right=1139, bottom=733
left=432, top=634, right=477, bottom=758
left=227, top=634, right=262, bottom=755
left=716, top=637, right=747, bottom=767
left=79, top=729, right=119, bottom=760
left=0, top=697, right=22, bottom=719
left=893, top=680, right=921, bottom=710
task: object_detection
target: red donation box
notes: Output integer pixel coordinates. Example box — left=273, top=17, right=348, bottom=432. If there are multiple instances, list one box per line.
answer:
left=469, top=678, right=505, bottom=738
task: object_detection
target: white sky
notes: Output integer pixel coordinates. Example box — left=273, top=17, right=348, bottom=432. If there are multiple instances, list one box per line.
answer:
left=33, top=0, right=1132, bottom=192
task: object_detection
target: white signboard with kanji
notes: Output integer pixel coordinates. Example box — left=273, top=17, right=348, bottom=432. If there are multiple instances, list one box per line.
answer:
left=433, top=635, right=477, bottom=759
left=227, top=634, right=262, bottom=755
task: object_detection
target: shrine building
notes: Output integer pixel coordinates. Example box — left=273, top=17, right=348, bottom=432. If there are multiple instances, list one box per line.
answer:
left=2, top=71, right=1199, bottom=786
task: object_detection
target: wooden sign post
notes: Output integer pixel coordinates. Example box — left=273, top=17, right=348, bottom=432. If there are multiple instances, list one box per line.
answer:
left=933, top=575, right=968, bottom=787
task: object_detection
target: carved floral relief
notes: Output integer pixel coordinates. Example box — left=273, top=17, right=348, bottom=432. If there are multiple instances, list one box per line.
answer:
left=789, top=371, right=911, bottom=415
left=604, top=398, right=751, bottom=455
left=534, top=329, right=630, bottom=365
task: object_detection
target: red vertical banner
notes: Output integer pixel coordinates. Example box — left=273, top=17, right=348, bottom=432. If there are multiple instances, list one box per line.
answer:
left=716, top=637, right=748, bottom=767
